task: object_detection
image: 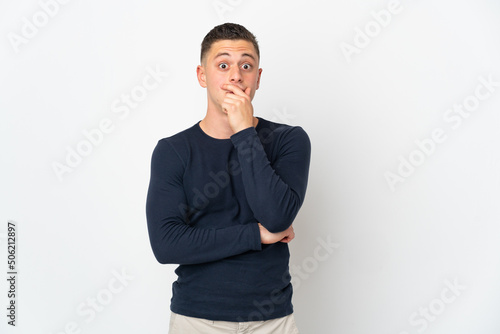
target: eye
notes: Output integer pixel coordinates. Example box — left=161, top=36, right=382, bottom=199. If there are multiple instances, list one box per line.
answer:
left=219, top=63, right=228, bottom=69
left=242, top=63, right=252, bottom=70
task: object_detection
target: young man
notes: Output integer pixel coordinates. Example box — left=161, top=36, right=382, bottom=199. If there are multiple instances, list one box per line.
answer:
left=146, top=23, right=310, bottom=333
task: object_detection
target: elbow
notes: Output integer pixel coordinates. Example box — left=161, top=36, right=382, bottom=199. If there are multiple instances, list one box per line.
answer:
left=268, top=221, right=293, bottom=233
left=152, top=249, right=171, bottom=265
left=154, top=252, right=170, bottom=265
left=153, top=251, right=177, bottom=265
left=147, top=218, right=184, bottom=265
left=261, top=213, right=297, bottom=233
left=258, top=194, right=303, bottom=232
left=150, top=242, right=178, bottom=265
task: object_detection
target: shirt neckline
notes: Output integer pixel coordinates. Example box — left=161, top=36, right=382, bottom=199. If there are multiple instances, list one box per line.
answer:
left=195, top=117, right=263, bottom=141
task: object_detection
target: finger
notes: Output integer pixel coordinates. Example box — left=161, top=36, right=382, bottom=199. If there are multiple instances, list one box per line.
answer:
left=221, top=102, right=231, bottom=114
left=222, top=96, right=246, bottom=112
left=222, top=84, right=250, bottom=98
left=280, top=230, right=295, bottom=243
left=223, top=94, right=245, bottom=104
left=221, top=101, right=238, bottom=114
left=221, top=84, right=243, bottom=93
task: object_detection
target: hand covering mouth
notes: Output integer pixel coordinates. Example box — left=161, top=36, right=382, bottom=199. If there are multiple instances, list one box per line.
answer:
left=222, top=85, right=246, bottom=93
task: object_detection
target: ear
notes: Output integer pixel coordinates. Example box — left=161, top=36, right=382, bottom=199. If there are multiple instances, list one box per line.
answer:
left=197, top=65, right=207, bottom=88
left=256, top=68, right=263, bottom=90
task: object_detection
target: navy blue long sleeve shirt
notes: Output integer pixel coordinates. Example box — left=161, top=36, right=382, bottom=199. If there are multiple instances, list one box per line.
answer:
left=146, top=117, right=311, bottom=321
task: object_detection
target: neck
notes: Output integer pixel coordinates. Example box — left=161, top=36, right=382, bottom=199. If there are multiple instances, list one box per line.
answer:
left=200, top=103, right=258, bottom=139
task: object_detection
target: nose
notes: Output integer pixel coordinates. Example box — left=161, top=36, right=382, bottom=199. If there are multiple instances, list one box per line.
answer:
left=229, top=66, right=242, bottom=83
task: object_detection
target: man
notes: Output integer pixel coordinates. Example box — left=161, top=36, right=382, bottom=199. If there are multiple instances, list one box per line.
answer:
left=146, top=23, right=310, bottom=334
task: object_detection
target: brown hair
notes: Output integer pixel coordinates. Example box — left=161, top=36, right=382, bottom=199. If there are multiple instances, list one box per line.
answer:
left=200, top=23, right=260, bottom=63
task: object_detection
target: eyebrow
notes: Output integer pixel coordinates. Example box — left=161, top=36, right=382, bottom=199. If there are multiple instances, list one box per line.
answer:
left=214, top=52, right=256, bottom=61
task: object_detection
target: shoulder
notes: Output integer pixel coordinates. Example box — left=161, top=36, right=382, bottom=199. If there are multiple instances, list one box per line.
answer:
left=257, top=117, right=310, bottom=149
left=159, top=123, right=198, bottom=146
left=152, top=123, right=199, bottom=166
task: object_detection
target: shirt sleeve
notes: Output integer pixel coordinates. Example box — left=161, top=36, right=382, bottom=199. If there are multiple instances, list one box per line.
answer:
left=146, top=139, right=262, bottom=265
left=230, top=125, right=311, bottom=233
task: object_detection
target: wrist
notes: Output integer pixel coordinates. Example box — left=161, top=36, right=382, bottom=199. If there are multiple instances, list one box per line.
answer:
left=232, top=124, right=253, bottom=134
left=231, top=116, right=258, bottom=133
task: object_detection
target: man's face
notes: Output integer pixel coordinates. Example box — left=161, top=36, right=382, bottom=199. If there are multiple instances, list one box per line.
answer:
left=197, top=39, right=262, bottom=113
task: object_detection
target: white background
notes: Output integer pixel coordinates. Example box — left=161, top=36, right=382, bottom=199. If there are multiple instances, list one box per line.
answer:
left=1, top=0, right=500, bottom=333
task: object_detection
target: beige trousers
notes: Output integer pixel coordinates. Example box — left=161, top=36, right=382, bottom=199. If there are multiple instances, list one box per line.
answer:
left=168, top=312, right=299, bottom=334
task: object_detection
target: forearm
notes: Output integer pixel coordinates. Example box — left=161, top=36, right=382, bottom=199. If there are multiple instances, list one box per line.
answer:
left=230, top=126, right=311, bottom=233
left=146, top=210, right=261, bottom=265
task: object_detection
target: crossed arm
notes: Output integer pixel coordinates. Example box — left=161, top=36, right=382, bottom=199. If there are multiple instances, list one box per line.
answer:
left=145, top=126, right=309, bottom=265
left=146, top=85, right=310, bottom=265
